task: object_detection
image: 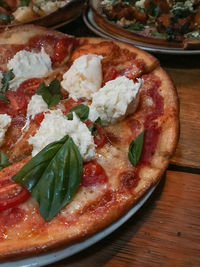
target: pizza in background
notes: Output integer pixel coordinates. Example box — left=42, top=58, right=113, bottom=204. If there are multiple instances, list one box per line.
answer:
left=91, top=0, right=200, bottom=49
left=0, top=0, right=86, bottom=28
left=0, top=25, right=179, bottom=260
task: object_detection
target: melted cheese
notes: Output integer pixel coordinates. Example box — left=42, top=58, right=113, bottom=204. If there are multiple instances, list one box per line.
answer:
left=27, top=95, right=48, bottom=119
left=0, top=114, right=12, bottom=146
left=89, top=76, right=143, bottom=125
left=28, top=109, right=95, bottom=161
left=61, top=54, right=102, bottom=101
left=7, top=48, right=52, bottom=90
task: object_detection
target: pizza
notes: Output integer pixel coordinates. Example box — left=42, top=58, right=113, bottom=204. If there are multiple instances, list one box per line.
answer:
left=0, top=24, right=179, bottom=261
left=91, top=0, right=200, bottom=49
left=0, top=0, right=85, bottom=29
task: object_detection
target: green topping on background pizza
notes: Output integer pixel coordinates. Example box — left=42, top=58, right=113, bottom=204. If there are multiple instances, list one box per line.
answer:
left=0, top=14, right=13, bottom=23
left=123, top=22, right=145, bottom=31
left=20, top=0, right=31, bottom=6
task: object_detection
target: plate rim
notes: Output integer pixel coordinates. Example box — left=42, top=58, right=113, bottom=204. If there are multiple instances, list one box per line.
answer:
left=83, top=8, right=200, bottom=55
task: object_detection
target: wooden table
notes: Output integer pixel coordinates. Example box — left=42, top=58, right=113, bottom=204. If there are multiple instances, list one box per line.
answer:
left=49, top=17, right=200, bottom=266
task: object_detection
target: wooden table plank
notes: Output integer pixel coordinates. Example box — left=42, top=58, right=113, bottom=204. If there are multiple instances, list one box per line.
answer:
left=48, top=171, right=200, bottom=266
left=166, top=67, right=200, bottom=169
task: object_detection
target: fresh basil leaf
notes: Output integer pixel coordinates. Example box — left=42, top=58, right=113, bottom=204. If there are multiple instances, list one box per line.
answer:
left=0, top=14, right=13, bottom=23
left=88, top=123, right=96, bottom=134
left=95, top=117, right=102, bottom=125
left=66, top=104, right=89, bottom=121
left=0, top=151, right=10, bottom=170
left=128, top=131, right=144, bottom=167
left=37, top=79, right=61, bottom=108
left=20, top=0, right=31, bottom=6
left=0, top=93, right=10, bottom=103
left=87, top=117, right=102, bottom=134
left=0, top=69, right=14, bottom=92
left=12, top=136, right=83, bottom=221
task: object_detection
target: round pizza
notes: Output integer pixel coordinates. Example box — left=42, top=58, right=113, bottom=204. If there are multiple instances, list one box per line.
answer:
left=0, top=24, right=179, bottom=260
left=91, top=0, right=200, bottom=49
left=0, top=0, right=85, bottom=29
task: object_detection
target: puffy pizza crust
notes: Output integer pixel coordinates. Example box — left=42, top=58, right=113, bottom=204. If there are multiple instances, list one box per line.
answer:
left=0, top=26, right=179, bottom=260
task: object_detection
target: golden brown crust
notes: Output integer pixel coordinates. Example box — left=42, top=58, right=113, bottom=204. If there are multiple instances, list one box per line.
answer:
left=0, top=26, right=179, bottom=261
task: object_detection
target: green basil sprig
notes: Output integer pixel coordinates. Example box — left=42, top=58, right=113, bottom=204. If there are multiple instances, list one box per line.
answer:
left=0, top=151, right=10, bottom=170
left=0, top=14, right=13, bottom=23
left=37, top=79, right=61, bottom=108
left=128, top=131, right=144, bottom=167
left=0, top=69, right=14, bottom=92
left=88, top=117, right=102, bottom=134
left=20, top=0, right=31, bottom=6
left=0, top=93, right=10, bottom=103
left=12, top=136, right=83, bottom=221
left=66, top=104, right=89, bottom=121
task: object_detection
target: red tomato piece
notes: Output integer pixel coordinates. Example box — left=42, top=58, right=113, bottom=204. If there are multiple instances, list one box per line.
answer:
left=34, top=112, right=45, bottom=126
left=103, top=67, right=118, bottom=85
left=94, top=124, right=107, bottom=148
left=0, top=91, right=27, bottom=116
left=0, top=179, right=30, bottom=212
left=61, top=98, right=83, bottom=115
left=17, top=78, right=42, bottom=99
left=82, top=161, right=108, bottom=187
left=52, top=38, right=73, bottom=64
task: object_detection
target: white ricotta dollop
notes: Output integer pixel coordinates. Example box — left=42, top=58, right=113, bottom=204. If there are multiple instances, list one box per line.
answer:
left=135, top=0, right=146, bottom=9
left=7, top=48, right=52, bottom=90
left=0, top=114, right=12, bottom=146
left=28, top=109, right=95, bottom=161
left=33, top=0, right=67, bottom=14
left=27, top=94, right=48, bottom=119
left=61, top=54, right=102, bottom=101
left=89, top=76, right=143, bottom=125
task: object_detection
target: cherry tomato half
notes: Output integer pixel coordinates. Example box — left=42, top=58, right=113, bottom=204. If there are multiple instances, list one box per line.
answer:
left=52, top=38, right=72, bottom=64
left=82, top=161, right=108, bottom=187
left=0, top=179, right=30, bottom=212
left=17, top=78, right=42, bottom=99
left=0, top=91, right=27, bottom=116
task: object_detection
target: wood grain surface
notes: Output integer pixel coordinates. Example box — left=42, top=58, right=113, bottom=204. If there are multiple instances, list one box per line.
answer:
left=167, top=67, right=200, bottom=169
left=48, top=171, right=200, bottom=267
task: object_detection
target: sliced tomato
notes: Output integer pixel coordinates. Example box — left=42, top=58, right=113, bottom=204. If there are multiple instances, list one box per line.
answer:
left=103, top=67, right=118, bottom=85
left=34, top=112, right=45, bottom=126
left=52, top=38, right=73, bottom=64
left=0, top=91, right=27, bottom=116
left=17, top=78, right=42, bottom=100
left=0, top=179, right=30, bottom=212
left=61, top=98, right=83, bottom=115
left=82, top=161, right=108, bottom=187
left=94, top=124, right=107, bottom=148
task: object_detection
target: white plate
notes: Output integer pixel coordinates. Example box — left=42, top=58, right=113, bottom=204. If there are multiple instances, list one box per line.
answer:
left=83, top=8, right=200, bottom=55
left=0, top=180, right=160, bottom=267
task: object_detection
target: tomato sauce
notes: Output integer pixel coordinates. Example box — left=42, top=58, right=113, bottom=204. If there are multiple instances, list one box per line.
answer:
left=0, top=207, right=25, bottom=240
